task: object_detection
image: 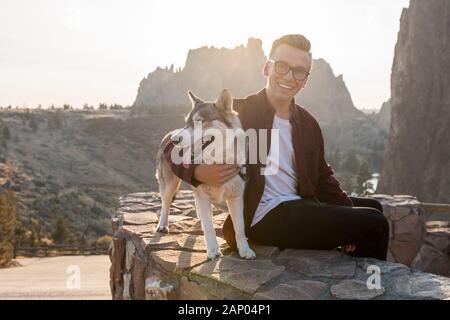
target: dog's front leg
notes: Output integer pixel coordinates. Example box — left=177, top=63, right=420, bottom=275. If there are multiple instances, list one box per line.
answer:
left=194, top=192, right=220, bottom=260
left=226, top=196, right=256, bottom=259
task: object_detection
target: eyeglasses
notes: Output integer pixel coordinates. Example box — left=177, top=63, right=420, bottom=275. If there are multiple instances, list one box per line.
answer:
left=269, top=59, right=310, bottom=81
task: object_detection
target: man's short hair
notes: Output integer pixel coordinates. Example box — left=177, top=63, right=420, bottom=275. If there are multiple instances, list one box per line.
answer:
left=269, top=34, right=312, bottom=70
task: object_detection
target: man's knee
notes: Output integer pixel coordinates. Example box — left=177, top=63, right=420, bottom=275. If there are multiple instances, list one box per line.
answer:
left=370, top=208, right=389, bottom=236
left=370, top=199, right=384, bottom=214
left=351, top=197, right=384, bottom=214
left=357, top=207, right=388, bottom=231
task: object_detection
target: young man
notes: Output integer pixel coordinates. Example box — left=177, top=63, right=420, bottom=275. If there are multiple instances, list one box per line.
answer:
left=164, top=34, right=389, bottom=260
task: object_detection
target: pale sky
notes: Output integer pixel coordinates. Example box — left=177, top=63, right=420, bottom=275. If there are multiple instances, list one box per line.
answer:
left=0, top=0, right=409, bottom=109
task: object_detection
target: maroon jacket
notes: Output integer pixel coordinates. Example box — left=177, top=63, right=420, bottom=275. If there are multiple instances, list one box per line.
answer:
left=163, top=88, right=353, bottom=250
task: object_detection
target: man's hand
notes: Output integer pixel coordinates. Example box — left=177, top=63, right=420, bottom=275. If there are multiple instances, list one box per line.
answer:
left=344, top=244, right=356, bottom=253
left=194, top=164, right=240, bottom=187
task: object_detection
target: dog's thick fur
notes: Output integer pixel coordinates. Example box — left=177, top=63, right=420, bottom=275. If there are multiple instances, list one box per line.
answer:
left=155, top=89, right=256, bottom=260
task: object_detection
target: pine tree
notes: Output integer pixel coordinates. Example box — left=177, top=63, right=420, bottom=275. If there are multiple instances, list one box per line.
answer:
left=357, top=160, right=372, bottom=195
left=52, top=216, right=70, bottom=244
left=78, top=235, right=87, bottom=247
left=0, top=190, right=17, bottom=266
left=30, top=218, right=41, bottom=245
left=342, top=149, right=360, bottom=173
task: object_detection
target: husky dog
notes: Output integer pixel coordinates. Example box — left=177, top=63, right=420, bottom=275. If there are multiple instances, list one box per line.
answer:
left=155, top=89, right=256, bottom=260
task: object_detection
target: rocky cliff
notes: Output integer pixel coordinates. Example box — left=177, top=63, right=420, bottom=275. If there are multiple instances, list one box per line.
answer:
left=133, top=38, right=266, bottom=111
left=375, top=99, right=391, bottom=133
left=296, top=58, right=365, bottom=124
left=133, top=38, right=365, bottom=125
left=377, top=0, right=450, bottom=203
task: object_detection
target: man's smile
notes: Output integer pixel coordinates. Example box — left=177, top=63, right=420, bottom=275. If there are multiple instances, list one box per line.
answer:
left=277, top=82, right=294, bottom=92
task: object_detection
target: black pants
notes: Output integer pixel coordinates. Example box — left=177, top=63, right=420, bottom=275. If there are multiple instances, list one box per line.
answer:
left=248, top=197, right=389, bottom=260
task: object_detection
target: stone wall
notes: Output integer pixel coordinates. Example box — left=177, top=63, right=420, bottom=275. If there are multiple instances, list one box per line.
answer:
left=372, top=195, right=426, bottom=266
left=109, top=191, right=450, bottom=300
left=371, top=194, right=450, bottom=276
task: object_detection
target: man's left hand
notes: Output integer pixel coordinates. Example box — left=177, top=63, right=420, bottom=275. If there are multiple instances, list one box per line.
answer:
left=344, top=244, right=356, bottom=253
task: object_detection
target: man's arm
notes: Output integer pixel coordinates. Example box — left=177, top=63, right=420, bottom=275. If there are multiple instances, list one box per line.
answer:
left=163, top=139, right=240, bottom=187
left=163, top=141, right=201, bottom=187
left=315, top=130, right=354, bottom=207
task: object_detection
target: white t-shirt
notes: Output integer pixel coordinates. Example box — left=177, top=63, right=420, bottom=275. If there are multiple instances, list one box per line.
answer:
left=251, top=114, right=301, bottom=227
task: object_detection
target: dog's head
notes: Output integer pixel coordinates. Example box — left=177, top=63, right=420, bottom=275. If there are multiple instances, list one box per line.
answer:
left=187, top=88, right=233, bottom=128
left=171, top=89, right=235, bottom=143
left=171, top=89, right=245, bottom=165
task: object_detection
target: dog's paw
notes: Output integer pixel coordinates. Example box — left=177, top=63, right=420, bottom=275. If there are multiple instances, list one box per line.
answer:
left=156, top=225, right=169, bottom=233
left=238, top=245, right=256, bottom=260
left=206, top=245, right=221, bottom=260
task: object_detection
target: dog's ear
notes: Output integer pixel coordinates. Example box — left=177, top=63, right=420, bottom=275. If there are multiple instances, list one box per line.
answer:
left=188, top=91, right=203, bottom=106
left=215, top=89, right=232, bottom=113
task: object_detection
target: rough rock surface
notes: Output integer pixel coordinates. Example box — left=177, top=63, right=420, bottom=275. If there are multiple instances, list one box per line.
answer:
left=375, top=99, right=391, bottom=133
left=378, top=0, right=450, bottom=203
left=411, top=221, right=450, bottom=277
left=109, top=191, right=450, bottom=300
left=371, top=194, right=426, bottom=266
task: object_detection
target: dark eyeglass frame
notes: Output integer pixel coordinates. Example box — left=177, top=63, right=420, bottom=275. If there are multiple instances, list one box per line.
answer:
left=268, top=59, right=310, bottom=81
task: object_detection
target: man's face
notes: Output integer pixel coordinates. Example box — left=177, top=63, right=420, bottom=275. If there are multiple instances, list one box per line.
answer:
left=264, top=43, right=311, bottom=103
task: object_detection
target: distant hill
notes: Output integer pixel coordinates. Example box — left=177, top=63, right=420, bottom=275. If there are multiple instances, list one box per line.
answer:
left=0, top=109, right=186, bottom=243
